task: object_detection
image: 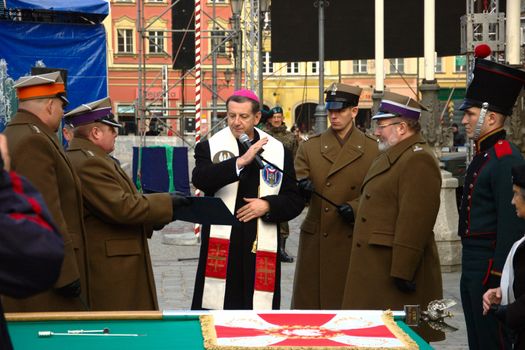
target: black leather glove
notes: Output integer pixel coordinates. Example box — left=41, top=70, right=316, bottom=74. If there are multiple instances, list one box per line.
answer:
left=489, top=304, right=508, bottom=324
left=337, top=204, right=355, bottom=223
left=55, top=279, right=81, bottom=298
left=170, top=192, right=191, bottom=220
left=153, top=223, right=166, bottom=231
left=171, top=192, right=191, bottom=207
left=297, top=178, right=314, bottom=202
left=394, top=277, right=416, bottom=293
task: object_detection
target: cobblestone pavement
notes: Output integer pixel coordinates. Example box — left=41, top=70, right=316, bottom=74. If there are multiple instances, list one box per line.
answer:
left=150, top=208, right=468, bottom=349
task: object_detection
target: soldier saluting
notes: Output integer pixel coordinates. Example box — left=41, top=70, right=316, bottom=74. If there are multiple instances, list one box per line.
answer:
left=458, top=56, right=525, bottom=349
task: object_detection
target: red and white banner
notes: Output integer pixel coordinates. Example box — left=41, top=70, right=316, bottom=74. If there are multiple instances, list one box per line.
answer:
left=201, top=310, right=418, bottom=349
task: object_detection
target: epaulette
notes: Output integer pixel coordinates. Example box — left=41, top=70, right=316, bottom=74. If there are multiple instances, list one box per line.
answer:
left=494, top=140, right=513, bottom=159
left=364, top=133, right=378, bottom=142
left=305, top=133, right=321, bottom=141
left=85, top=150, right=96, bottom=157
left=29, top=124, right=41, bottom=134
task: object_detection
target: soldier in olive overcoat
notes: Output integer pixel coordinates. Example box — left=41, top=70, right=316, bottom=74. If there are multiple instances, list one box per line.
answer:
left=2, top=72, right=90, bottom=312
left=291, top=83, right=379, bottom=309
left=64, top=98, right=188, bottom=310
left=342, top=92, right=444, bottom=343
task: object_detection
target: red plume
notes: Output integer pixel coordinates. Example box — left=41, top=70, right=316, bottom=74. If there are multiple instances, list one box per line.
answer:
left=474, top=44, right=491, bottom=59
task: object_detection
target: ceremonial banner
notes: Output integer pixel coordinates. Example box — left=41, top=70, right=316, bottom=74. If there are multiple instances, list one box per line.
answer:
left=201, top=310, right=418, bottom=349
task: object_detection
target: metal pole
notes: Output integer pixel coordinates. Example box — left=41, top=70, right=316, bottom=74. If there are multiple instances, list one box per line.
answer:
left=314, top=0, right=327, bottom=133
left=419, top=0, right=440, bottom=147
left=211, top=0, right=218, bottom=131
left=233, top=14, right=242, bottom=90
left=424, top=0, right=435, bottom=81
left=506, top=0, right=520, bottom=65
left=372, top=0, right=384, bottom=115
left=258, top=1, right=264, bottom=104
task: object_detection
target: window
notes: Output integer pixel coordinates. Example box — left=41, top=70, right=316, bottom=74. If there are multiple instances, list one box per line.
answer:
left=391, top=58, right=404, bottom=73
left=117, top=29, right=133, bottom=53
left=311, top=62, right=319, bottom=74
left=263, top=52, right=273, bottom=74
left=115, top=0, right=133, bottom=2
left=211, top=30, right=227, bottom=55
left=353, top=60, right=367, bottom=73
left=148, top=31, right=165, bottom=54
left=147, top=0, right=164, bottom=2
left=286, top=62, right=299, bottom=74
left=455, top=56, right=467, bottom=72
left=435, top=57, right=443, bottom=73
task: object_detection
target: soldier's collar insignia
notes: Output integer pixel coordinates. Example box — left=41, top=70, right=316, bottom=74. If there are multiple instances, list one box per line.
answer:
left=413, top=145, right=423, bottom=152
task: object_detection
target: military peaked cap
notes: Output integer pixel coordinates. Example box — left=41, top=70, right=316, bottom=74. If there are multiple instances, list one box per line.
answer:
left=372, top=91, right=427, bottom=120
left=64, top=97, right=121, bottom=128
left=324, top=83, right=362, bottom=110
left=14, top=71, right=69, bottom=106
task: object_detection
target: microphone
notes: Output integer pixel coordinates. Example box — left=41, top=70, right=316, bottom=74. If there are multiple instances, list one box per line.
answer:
left=239, top=133, right=265, bottom=169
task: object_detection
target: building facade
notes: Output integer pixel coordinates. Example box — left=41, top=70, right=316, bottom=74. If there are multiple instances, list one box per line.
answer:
left=106, top=0, right=467, bottom=139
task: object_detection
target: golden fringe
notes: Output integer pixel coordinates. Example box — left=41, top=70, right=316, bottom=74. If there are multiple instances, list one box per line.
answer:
left=382, top=311, right=419, bottom=350
left=201, top=312, right=421, bottom=350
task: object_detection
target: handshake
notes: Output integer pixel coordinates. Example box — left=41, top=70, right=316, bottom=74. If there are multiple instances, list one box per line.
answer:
left=170, top=192, right=191, bottom=220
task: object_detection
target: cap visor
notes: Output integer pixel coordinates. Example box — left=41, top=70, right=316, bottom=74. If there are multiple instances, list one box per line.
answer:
left=102, top=119, right=122, bottom=128
left=371, top=112, right=397, bottom=120
left=458, top=100, right=475, bottom=111
left=59, top=95, right=69, bottom=106
left=325, top=101, right=345, bottom=110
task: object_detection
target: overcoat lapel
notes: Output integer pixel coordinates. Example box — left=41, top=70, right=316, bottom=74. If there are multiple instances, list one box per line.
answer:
left=321, top=128, right=365, bottom=178
left=362, top=133, right=426, bottom=188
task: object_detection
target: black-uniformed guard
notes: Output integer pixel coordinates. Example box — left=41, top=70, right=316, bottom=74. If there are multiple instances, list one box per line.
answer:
left=459, top=57, right=525, bottom=349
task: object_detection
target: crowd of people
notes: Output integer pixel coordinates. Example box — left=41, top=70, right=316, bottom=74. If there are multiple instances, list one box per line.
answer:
left=1, top=55, right=525, bottom=349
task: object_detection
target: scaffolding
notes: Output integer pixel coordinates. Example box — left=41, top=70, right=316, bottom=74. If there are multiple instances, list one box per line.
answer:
left=134, top=0, right=265, bottom=147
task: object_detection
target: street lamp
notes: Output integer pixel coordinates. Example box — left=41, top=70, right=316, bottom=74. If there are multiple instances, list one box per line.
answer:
left=230, top=0, right=243, bottom=90
left=314, top=0, right=328, bottom=133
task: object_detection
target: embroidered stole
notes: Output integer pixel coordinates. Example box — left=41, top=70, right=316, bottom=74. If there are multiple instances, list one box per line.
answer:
left=202, top=127, right=284, bottom=310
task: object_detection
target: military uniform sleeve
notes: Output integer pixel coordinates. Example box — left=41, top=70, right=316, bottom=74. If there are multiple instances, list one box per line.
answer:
left=79, top=156, right=172, bottom=225
left=489, top=155, right=525, bottom=287
left=261, top=148, right=305, bottom=222
left=12, top=134, right=79, bottom=288
left=391, top=153, right=441, bottom=281
left=192, top=141, right=240, bottom=194
left=0, top=170, right=63, bottom=298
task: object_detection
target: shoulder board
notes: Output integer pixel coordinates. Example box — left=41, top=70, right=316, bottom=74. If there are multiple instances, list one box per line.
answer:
left=494, top=140, right=513, bottom=159
left=29, top=124, right=41, bottom=134
left=364, top=133, right=378, bottom=142
left=302, top=133, right=320, bottom=143
left=85, top=150, right=96, bottom=157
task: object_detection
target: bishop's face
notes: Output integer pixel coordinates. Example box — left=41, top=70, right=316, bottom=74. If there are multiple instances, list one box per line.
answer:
left=227, top=100, right=261, bottom=140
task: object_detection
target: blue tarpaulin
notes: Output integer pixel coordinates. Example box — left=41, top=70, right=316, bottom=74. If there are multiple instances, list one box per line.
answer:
left=0, top=20, right=108, bottom=114
left=4, top=0, right=109, bottom=16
